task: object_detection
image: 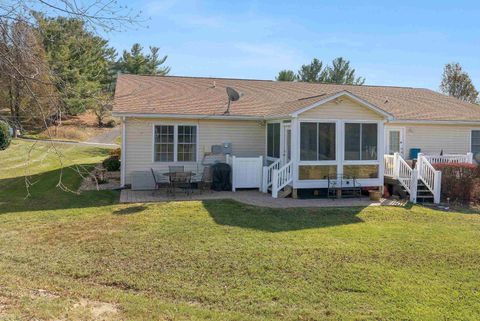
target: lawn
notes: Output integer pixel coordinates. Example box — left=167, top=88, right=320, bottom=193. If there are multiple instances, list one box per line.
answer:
left=1, top=140, right=480, bottom=320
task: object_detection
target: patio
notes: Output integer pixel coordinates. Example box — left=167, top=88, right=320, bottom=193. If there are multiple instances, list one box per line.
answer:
left=119, top=188, right=407, bottom=208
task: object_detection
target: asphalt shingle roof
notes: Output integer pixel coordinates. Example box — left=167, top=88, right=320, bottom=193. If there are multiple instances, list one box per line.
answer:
left=113, top=74, right=480, bottom=121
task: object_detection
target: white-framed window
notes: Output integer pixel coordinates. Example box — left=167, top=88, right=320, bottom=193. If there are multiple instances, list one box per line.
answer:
left=154, top=124, right=197, bottom=162
left=300, top=122, right=336, bottom=161
left=344, top=123, right=378, bottom=161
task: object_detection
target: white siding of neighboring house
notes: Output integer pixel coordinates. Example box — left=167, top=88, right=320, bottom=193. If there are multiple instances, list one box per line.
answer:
left=386, top=123, right=480, bottom=156
left=123, top=117, right=265, bottom=185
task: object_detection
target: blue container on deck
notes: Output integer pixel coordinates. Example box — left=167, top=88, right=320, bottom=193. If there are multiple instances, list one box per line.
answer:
left=409, top=148, right=421, bottom=160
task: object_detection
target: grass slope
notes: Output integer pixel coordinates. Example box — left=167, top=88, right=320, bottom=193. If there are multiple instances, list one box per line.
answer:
left=0, top=140, right=480, bottom=320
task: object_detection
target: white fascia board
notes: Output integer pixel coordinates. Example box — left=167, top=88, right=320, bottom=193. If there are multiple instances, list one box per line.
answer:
left=112, top=112, right=263, bottom=121
left=388, top=119, right=480, bottom=125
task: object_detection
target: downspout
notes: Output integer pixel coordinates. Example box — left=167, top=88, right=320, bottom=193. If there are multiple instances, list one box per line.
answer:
left=121, top=116, right=126, bottom=187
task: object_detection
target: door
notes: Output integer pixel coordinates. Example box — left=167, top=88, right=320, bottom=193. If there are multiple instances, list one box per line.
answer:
left=282, top=124, right=291, bottom=164
left=386, top=127, right=405, bottom=156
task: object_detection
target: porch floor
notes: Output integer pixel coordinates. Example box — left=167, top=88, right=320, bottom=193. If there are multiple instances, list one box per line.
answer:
left=120, top=188, right=407, bottom=208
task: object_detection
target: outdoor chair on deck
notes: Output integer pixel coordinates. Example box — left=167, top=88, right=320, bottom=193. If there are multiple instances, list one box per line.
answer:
left=198, top=166, right=213, bottom=194
left=169, top=165, right=184, bottom=173
left=169, top=171, right=193, bottom=197
left=150, top=168, right=162, bottom=194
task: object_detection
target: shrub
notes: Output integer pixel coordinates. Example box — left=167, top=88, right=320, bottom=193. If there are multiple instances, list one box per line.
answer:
left=109, top=148, right=121, bottom=158
left=0, top=121, right=11, bottom=150
left=433, top=163, right=480, bottom=203
left=105, top=119, right=117, bottom=128
left=102, top=156, right=121, bottom=171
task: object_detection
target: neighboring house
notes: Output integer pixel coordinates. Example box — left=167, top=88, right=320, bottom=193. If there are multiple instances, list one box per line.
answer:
left=113, top=74, right=480, bottom=203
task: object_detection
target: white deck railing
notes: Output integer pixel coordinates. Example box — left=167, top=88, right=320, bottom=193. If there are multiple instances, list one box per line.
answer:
left=272, top=161, right=293, bottom=198
left=261, top=159, right=281, bottom=193
left=423, top=153, right=473, bottom=164
left=384, top=154, right=395, bottom=177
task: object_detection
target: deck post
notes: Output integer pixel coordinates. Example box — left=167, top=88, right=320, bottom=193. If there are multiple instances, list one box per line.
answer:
left=410, top=168, right=418, bottom=204
left=393, top=152, right=400, bottom=179
left=262, top=166, right=269, bottom=193
left=231, top=156, right=236, bottom=192
left=467, top=152, right=474, bottom=164
left=433, top=170, right=442, bottom=204
left=272, top=169, right=279, bottom=198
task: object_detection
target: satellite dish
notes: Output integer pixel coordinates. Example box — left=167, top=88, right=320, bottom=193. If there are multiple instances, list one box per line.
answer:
left=224, top=87, right=241, bottom=114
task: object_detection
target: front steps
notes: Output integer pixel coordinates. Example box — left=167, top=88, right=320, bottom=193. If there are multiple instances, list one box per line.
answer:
left=268, top=185, right=293, bottom=198
left=386, top=177, right=434, bottom=204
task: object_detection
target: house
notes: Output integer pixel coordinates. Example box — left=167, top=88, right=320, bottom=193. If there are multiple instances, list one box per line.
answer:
left=112, top=74, right=480, bottom=203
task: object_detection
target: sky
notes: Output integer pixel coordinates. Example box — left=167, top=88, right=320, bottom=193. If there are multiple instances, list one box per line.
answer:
left=105, top=0, right=480, bottom=90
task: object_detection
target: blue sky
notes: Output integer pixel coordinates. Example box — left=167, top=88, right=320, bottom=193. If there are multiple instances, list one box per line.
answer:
left=106, top=0, right=480, bottom=90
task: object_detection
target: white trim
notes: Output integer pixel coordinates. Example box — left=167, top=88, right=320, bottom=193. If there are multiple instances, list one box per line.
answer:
left=385, top=126, right=406, bottom=156
left=151, top=123, right=199, bottom=163
left=113, top=112, right=262, bottom=121
left=120, top=117, right=126, bottom=187
left=389, top=119, right=480, bottom=125
left=290, top=91, right=394, bottom=120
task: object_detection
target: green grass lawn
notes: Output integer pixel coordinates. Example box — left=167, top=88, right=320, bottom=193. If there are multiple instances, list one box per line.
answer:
left=1, top=140, right=480, bottom=320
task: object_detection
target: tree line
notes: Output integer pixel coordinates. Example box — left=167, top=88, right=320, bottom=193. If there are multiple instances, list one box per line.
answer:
left=0, top=14, right=170, bottom=132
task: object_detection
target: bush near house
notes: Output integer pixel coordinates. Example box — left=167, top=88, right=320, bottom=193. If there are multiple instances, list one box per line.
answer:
left=102, top=155, right=120, bottom=171
left=433, top=163, right=480, bottom=203
left=0, top=121, right=11, bottom=150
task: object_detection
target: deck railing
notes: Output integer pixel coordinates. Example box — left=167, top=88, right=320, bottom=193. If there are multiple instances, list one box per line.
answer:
left=272, top=161, right=293, bottom=198
left=423, top=153, right=473, bottom=164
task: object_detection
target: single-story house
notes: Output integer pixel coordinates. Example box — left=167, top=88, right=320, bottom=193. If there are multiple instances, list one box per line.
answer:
left=113, top=74, right=480, bottom=203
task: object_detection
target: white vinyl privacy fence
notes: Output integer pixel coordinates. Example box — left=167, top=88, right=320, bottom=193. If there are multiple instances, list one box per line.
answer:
left=228, top=155, right=263, bottom=192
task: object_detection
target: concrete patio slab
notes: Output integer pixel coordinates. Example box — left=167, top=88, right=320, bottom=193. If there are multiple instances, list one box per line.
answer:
left=119, top=189, right=408, bottom=208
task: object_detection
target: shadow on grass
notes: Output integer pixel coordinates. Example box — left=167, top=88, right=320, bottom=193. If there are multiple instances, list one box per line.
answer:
left=0, top=165, right=119, bottom=215
left=202, top=199, right=365, bottom=232
left=113, top=205, right=147, bottom=215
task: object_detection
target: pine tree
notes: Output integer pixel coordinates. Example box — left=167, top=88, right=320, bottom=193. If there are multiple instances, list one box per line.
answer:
left=324, top=57, right=365, bottom=85
left=116, top=43, right=170, bottom=75
left=276, top=70, right=296, bottom=81
left=440, top=63, right=478, bottom=103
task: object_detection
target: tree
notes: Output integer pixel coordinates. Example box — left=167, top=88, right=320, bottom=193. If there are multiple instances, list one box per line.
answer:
left=324, top=57, right=365, bottom=85
left=297, top=58, right=327, bottom=82
left=440, top=63, right=478, bottom=103
left=35, top=15, right=117, bottom=115
left=276, top=70, right=296, bottom=81
left=116, top=43, right=170, bottom=75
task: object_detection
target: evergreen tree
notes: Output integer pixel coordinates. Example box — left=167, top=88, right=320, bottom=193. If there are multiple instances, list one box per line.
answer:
left=440, top=63, right=478, bottom=103
left=276, top=70, right=296, bottom=81
left=324, top=57, right=365, bottom=85
left=35, top=14, right=116, bottom=115
left=297, top=58, right=327, bottom=82
left=116, top=43, right=170, bottom=75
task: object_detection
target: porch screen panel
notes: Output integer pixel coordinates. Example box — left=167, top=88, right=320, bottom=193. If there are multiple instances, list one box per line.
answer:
left=318, top=123, right=335, bottom=160
left=177, top=125, right=197, bottom=162
left=361, top=124, right=378, bottom=160
left=267, top=123, right=280, bottom=158
left=300, top=123, right=317, bottom=160
left=344, top=123, right=361, bottom=160
left=154, top=125, right=174, bottom=162
left=344, top=123, right=378, bottom=160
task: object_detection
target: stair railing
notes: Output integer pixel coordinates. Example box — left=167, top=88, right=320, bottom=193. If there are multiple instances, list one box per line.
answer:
left=262, top=159, right=281, bottom=193
left=272, top=161, right=293, bottom=198
left=417, top=153, right=442, bottom=204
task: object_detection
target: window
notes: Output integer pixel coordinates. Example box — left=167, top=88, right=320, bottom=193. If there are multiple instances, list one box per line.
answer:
left=267, top=123, right=280, bottom=158
left=344, top=123, right=378, bottom=160
left=472, top=130, right=480, bottom=161
left=300, top=122, right=336, bottom=161
left=154, top=125, right=174, bottom=162
left=154, top=125, right=197, bottom=162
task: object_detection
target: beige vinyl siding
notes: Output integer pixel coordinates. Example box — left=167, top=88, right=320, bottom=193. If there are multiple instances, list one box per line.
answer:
left=124, top=118, right=265, bottom=184
left=299, top=96, right=384, bottom=120
left=387, top=123, right=480, bottom=156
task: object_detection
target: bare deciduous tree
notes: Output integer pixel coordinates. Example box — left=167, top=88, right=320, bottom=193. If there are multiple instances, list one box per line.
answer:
left=440, top=62, right=478, bottom=104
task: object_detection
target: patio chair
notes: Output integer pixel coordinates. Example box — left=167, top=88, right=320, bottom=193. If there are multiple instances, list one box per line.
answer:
left=327, top=175, right=339, bottom=199
left=170, top=171, right=193, bottom=197
left=198, top=166, right=213, bottom=194
left=340, top=175, right=362, bottom=199
left=150, top=168, right=162, bottom=194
